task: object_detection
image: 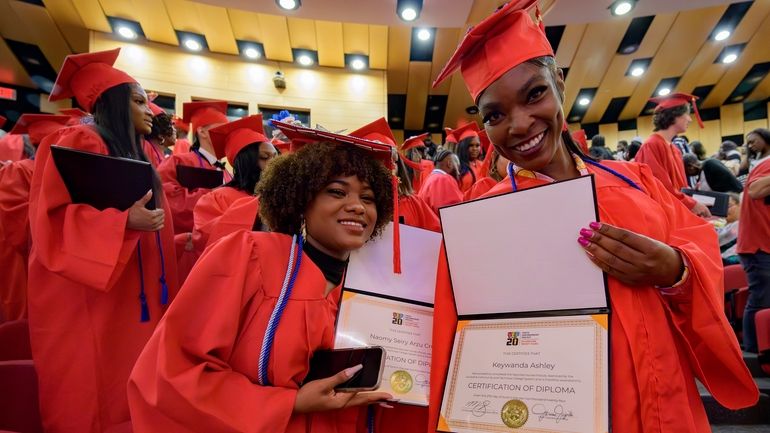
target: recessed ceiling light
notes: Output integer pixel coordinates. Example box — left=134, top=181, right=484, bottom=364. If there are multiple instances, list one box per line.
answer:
left=611, top=0, right=634, bottom=16
left=466, top=106, right=479, bottom=115
left=657, top=87, right=671, bottom=96
left=429, top=105, right=440, bottom=111
left=244, top=47, right=260, bottom=59
left=401, top=7, right=418, bottom=21
left=391, top=117, right=402, bottom=123
left=117, top=26, right=137, bottom=40
left=417, top=29, right=432, bottom=41
left=630, top=67, right=645, bottom=77
left=714, top=29, right=731, bottom=41
left=722, top=53, right=738, bottom=64
left=184, top=39, right=202, bottom=51
left=578, top=97, right=591, bottom=106
left=277, top=0, right=300, bottom=11
left=428, top=123, right=439, bottom=128
left=351, top=58, right=366, bottom=70
left=298, top=54, right=313, bottom=66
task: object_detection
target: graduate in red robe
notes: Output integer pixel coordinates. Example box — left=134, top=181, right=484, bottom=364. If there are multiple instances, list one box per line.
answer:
left=128, top=124, right=397, bottom=433
left=0, top=114, right=25, bottom=163
left=27, top=48, right=179, bottom=433
left=205, top=195, right=260, bottom=247
left=428, top=2, right=758, bottom=432
left=635, top=93, right=711, bottom=218
left=463, top=141, right=508, bottom=201
left=418, top=150, right=463, bottom=214
left=157, top=100, right=231, bottom=234
left=0, top=114, right=70, bottom=321
left=171, top=116, right=191, bottom=154
left=398, top=133, right=431, bottom=194
left=453, top=122, right=484, bottom=192
left=141, top=100, right=173, bottom=168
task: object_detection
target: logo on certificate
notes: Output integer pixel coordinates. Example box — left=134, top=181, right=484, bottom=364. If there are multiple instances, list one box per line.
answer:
left=501, top=399, right=528, bottom=428
left=392, top=312, right=420, bottom=328
left=506, top=331, right=520, bottom=346
left=392, top=312, right=404, bottom=325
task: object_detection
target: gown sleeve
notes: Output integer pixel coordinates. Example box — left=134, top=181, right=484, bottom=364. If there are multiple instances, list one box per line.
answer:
left=636, top=138, right=697, bottom=209
left=127, top=233, right=298, bottom=433
left=30, top=127, right=139, bottom=291
left=0, top=160, right=33, bottom=250
left=637, top=163, right=758, bottom=409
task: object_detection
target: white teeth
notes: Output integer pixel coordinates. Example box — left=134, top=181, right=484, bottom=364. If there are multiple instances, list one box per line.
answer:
left=340, top=221, right=363, bottom=228
left=516, top=132, right=545, bottom=152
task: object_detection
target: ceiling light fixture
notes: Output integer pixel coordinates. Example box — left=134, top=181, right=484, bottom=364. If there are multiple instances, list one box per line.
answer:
left=657, top=87, right=671, bottom=96
left=397, top=0, right=422, bottom=22
left=578, top=97, right=591, bottom=106
left=244, top=47, right=260, bottom=59
left=276, top=0, right=300, bottom=11
left=714, top=29, right=731, bottom=41
left=117, top=26, right=137, bottom=40
left=610, top=0, right=636, bottom=16
left=630, top=66, right=645, bottom=77
left=298, top=54, right=313, bottom=66
left=417, top=29, right=432, bottom=41
left=722, top=53, right=738, bottom=64
left=184, top=39, right=202, bottom=52
left=351, top=58, right=366, bottom=70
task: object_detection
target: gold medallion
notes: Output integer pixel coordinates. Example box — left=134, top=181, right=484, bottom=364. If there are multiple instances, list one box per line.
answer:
left=500, top=399, right=528, bottom=428
left=389, top=370, right=413, bottom=394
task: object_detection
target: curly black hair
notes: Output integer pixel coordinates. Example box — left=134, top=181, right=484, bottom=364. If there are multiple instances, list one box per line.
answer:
left=653, top=104, right=689, bottom=131
left=147, top=112, right=174, bottom=141
left=257, top=142, right=394, bottom=237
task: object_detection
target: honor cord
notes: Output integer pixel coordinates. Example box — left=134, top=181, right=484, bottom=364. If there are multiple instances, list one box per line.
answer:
left=507, top=156, right=642, bottom=192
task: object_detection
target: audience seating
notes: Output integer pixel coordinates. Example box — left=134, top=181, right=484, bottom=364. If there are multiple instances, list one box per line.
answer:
left=723, top=264, right=749, bottom=331
left=0, top=320, right=31, bottom=361
left=756, top=309, right=770, bottom=376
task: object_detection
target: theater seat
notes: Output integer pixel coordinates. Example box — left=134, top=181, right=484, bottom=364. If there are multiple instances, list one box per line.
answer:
left=756, top=309, right=770, bottom=376
left=723, top=265, right=748, bottom=330
left=0, top=360, right=43, bottom=433
left=724, top=264, right=748, bottom=290
left=0, top=320, right=31, bottom=361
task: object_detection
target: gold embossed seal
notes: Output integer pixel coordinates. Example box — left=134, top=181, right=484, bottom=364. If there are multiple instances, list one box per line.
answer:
left=500, top=399, right=528, bottom=428
left=389, top=370, right=413, bottom=394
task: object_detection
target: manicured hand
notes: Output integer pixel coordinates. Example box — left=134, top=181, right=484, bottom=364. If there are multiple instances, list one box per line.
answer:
left=293, top=364, right=393, bottom=414
left=577, top=222, right=683, bottom=287
left=690, top=201, right=712, bottom=218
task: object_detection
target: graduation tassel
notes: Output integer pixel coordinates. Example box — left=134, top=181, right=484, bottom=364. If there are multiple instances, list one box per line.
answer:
left=136, top=241, right=150, bottom=322
left=391, top=175, right=402, bottom=274
left=691, top=96, right=705, bottom=129
left=155, top=231, right=169, bottom=305
left=367, top=405, right=376, bottom=433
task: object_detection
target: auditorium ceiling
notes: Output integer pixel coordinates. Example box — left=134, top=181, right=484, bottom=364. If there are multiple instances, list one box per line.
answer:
left=1, top=0, right=769, bottom=135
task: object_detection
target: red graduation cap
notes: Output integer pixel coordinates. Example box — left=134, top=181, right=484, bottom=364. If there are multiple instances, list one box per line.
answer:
left=478, top=128, right=491, bottom=154
left=348, top=117, right=397, bottom=147
left=147, top=93, right=166, bottom=117
left=444, top=127, right=457, bottom=144
left=433, top=0, right=553, bottom=103
left=173, top=116, right=189, bottom=133
left=648, top=92, right=704, bottom=129
left=9, top=114, right=71, bottom=145
left=399, top=133, right=429, bottom=171
left=272, top=120, right=402, bottom=274
left=49, top=48, right=137, bottom=112
left=182, top=101, right=229, bottom=133
left=478, top=130, right=496, bottom=178
left=60, top=108, right=90, bottom=126
left=209, top=114, right=268, bottom=165
left=271, top=137, right=292, bottom=154
left=453, top=121, right=480, bottom=142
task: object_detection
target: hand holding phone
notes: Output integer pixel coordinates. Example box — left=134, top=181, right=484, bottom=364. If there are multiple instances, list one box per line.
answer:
left=293, top=364, right=393, bottom=414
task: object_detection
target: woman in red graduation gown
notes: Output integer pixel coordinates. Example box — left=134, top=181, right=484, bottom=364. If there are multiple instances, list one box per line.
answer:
left=427, top=2, right=758, bottom=432
left=172, top=116, right=191, bottom=154
left=128, top=127, right=396, bottom=433
left=142, top=102, right=175, bottom=168
left=454, top=123, right=484, bottom=192
left=418, top=150, right=463, bottom=214
left=27, top=48, right=179, bottom=433
left=0, top=114, right=70, bottom=321
left=400, top=133, right=432, bottom=194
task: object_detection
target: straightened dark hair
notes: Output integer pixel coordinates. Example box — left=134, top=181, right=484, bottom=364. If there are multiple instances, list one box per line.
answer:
left=224, top=142, right=266, bottom=194
left=457, top=136, right=480, bottom=184
left=395, top=156, right=414, bottom=197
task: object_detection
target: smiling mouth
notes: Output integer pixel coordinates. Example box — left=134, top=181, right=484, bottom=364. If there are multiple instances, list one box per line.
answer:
left=339, top=220, right=366, bottom=230
left=513, top=130, right=546, bottom=152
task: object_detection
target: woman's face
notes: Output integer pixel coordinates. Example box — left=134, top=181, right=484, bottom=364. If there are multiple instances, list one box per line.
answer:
left=468, top=137, right=481, bottom=160
left=726, top=197, right=740, bottom=223
left=478, top=62, right=566, bottom=173
left=304, top=175, right=378, bottom=260
left=258, top=142, right=278, bottom=171
left=129, top=84, right=153, bottom=135
left=746, top=133, right=768, bottom=154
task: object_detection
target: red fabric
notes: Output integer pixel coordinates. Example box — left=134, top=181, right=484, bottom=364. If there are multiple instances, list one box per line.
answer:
left=572, top=129, right=588, bottom=154
left=756, top=309, right=770, bottom=356
left=142, top=139, right=165, bottom=168
left=650, top=93, right=704, bottom=129
left=737, top=159, right=770, bottom=254
left=0, top=320, right=31, bottom=361
left=0, top=360, right=43, bottom=433
left=148, top=102, right=165, bottom=116
left=410, top=159, right=434, bottom=194
left=418, top=170, right=463, bottom=214
left=27, top=124, right=179, bottom=433
left=432, top=0, right=552, bottom=101
left=182, top=101, right=228, bottom=133
left=401, top=133, right=429, bottom=153
left=459, top=159, right=483, bottom=192
left=463, top=176, right=498, bottom=201
left=209, top=115, right=268, bottom=165
left=157, top=152, right=219, bottom=234
left=428, top=161, right=758, bottom=433
left=9, top=115, right=70, bottom=145
left=0, top=134, right=24, bottom=162
left=399, top=194, right=440, bottom=232
left=0, top=159, right=33, bottom=321
left=194, top=187, right=251, bottom=248
left=206, top=195, right=260, bottom=247
left=635, top=133, right=697, bottom=209
left=349, top=117, right=397, bottom=147
left=453, top=122, right=480, bottom=142
left=173, top=138, right=191, bottom=154
left=48, top=48, right=136, bottom=112
left=127, top=232, right=361, bottom=432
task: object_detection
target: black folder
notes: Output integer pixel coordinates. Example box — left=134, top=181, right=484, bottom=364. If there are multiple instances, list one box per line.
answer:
left=176, top=165, right=223, bottom=190
left=51, top=145, right=156, bottom=211
left=681, top=188, right=729, bottom=217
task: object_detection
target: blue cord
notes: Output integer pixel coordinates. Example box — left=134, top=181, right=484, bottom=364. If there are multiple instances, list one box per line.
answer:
left=257, top=233, right=304, bottom=385
left=367, top=405, right=375, bottom=433
left=155, top=231, right=169, bottom=305
left=507, top=156, right=642, bottom=191
left=136, top=241, right=150, bottom=322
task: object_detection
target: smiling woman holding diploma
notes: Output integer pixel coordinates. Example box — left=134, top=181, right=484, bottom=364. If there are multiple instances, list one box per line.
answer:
left=128, top=125, right=397, bottom=433
left=428, top=1, right=758, bottom=432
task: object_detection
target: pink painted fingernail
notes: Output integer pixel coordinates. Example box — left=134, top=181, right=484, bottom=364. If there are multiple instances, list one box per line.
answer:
left=343, top=364, right=363, bottom=378
left=577, top=237, right=590, bottom=247
left=589, top=222, right=601, bottom=230
left=579, top=228, right=593, bottom=238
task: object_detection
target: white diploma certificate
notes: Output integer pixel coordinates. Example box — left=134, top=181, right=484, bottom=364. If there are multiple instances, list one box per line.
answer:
left=336, top=223, right=443, bottom=405
left=437, top=176, right=610, bottom=432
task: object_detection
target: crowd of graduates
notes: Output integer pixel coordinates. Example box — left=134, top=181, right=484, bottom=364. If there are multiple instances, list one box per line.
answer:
left=0, top=1, right=768, bottom=432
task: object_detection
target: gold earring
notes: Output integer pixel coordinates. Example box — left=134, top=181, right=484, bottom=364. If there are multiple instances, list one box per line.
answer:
left=300, top=216, right=307, bottom=239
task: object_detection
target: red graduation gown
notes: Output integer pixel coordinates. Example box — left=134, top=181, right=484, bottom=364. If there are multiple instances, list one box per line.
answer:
left=462, top=176, right=498, bottom=201
left=27, top=124, right=179, bottom=433
left=128, top=232, right=361, bottom=433
left=0, top=158, right=33, bottom=320
left=459, top=159, right=483, bottom=193
left=157, top=151, right=222, bottom=234
left=411, top=160, right=435, bottom=194
left=142, top=139, right=165, bottom=168
left=0, top=133, right=24, bottom=162
left=417, top=170, right=463, bottom=215
left=172, top=138, right=191, bottom=154
left=636, top=133, right=697, bottom=209
left=206, top=195, right=260, bottom=248
left=428, top=161, right=758, bottom=433
left=399, top=194, right=440, bottom=232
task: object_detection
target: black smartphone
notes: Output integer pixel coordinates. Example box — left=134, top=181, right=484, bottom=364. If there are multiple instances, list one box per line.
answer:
left=304, top=346, right=386, bottom=391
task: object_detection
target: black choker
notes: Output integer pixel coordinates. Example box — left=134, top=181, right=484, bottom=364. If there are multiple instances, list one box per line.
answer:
left=303, top=241, right=348, bottom=286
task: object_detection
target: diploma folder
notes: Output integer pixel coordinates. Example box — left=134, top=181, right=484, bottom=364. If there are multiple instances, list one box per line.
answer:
left=50, top=145, right=156, bottom=211
left=437, top=175, right=610, bottom=433
left=176, top=165, right=223, bottom=190
left=681, top=188, right=729, bottom=217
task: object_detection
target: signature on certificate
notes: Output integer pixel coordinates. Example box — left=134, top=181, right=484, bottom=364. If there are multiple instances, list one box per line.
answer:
left=463, top=400, right=491, bottom=417
left=531, top=404, right=574, bottom=423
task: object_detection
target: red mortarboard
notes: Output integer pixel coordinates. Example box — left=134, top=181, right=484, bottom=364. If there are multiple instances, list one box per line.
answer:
left=182, top=101, right=229, bottom=133
left=9, top=114, right=71, bottom=145
left=272, top=120, right=401, bottom=273
left=444, top=127, right=457, bottom=144
left=399, top=133, right=430, bottom=171
left=453, top=122, right=481, bottom=142
left=0, top=115, right=6, bottom=130
left=478, top=128, right=491, bottom=154
left=149, top=102, right=165, bottom=116
left=479, top=130, right=496, bottom=178
left=571, top=129, right=588, bottom=154
left=648, top=92, right=704, bottom=128
left=173, top=116, right=190, bottom=133
left=433, top=0, right=553, bottom=103
left=49, top=48, right=137, bottom=112
left=60, top=108, right=90, bottom=126
left=271, top=137, right=292, bottom=154
left=209, top=115, right=268, bottom=165
left=348, top=117, right=397, bottom=147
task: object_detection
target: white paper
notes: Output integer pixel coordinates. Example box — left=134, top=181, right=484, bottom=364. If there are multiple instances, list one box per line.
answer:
left=346, top=223, right=442, bottom=305
left=439, top=176, right=606, bottom=316
left=692, top=193, right=716, bottom=206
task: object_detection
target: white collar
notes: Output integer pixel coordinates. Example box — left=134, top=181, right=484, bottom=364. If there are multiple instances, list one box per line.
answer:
left=197, top=146, right=218, bottom=165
